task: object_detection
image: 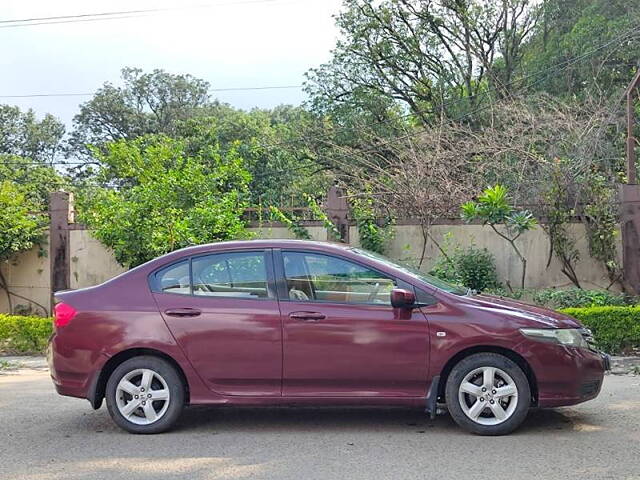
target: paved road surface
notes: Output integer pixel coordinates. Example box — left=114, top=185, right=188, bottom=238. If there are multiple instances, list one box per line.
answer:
left=1, top=368, right=639, bottom=480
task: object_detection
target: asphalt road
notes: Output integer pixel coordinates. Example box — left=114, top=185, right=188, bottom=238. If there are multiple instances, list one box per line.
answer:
left=1, top=368, right=639, bottom=480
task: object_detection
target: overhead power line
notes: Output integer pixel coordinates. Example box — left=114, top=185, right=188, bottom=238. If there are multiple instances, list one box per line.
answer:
left=2, top=22, right=639, bottom=169
left=353, top=22, right=640, bottom=151
left=0, top=85, right=303, bottom=99
left=0, top=0, right=295, bottom=29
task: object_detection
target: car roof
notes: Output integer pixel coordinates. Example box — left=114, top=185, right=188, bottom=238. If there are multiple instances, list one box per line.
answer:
left=109, top=239, right=357, bottom=283
left=173, top=239, right=351, bottom=254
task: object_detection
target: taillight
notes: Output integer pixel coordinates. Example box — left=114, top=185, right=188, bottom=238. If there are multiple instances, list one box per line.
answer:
left=54, top=302, right=77, bottom=328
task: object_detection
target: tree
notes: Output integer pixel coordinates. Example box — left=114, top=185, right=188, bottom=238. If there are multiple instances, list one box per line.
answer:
left=305, top=0, right=539, bottom=125
left=0, top=105, right=65, bottom=163
left=350, top=189, right=395, bottom=254
left=67, top=67, right=328, bottom=204
left=0, top=181, right=48, bottom=314
left=177, top=106, right=329, bottom=206
left=521, top=0, right=640, bottom=97
left=0, top=155, right=66, bottom=208
left=79, top=135, right=252, bottom=268
left=582, top=174, right=623, bottom=290
left=68, top=67, right=212, bottom=157
left=318, top=123, right=479, bottom=266
left=461, top=184, right=537, bottom=289
left=540, top=158, right=581, bottom=288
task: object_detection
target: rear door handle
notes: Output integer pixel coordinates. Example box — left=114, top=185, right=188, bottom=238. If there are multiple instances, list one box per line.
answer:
left=289, top=311, right=326, bottom=322
left=164, top=308, right=202, bottom=317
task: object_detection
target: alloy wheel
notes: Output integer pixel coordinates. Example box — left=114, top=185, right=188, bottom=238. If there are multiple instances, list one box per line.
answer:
left=457, top=366, right=518, bottom=426
left=115, top=368, right=171, bottom=425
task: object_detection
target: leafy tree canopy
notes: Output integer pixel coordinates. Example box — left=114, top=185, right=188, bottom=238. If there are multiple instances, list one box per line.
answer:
left=68, top=67, right=213, bottom=155
left=177, top=105, right=329, bottom=205
left=79, top=135, right=252, bottom=267
left=0, top=105, right=65, bottom=162
left=305, top=0, right=539, bottom=125
left=0, top=105, right=67, bottom=211
left=521, top=0, right=640, bottom=97
left=0, top=181, right=48, bottom=313
left=0, top=181, right=45, bottom=262
left=0, top=155, right=66, bottom=208
left=68, top=68, right=329, bottom=203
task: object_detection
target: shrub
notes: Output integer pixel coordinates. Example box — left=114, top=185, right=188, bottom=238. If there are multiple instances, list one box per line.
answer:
left=0, top=315, right=53, bottom=354
left=482, top=287, right=530, bottom=300
left=461, top=184, right=537, bottom=289
left=430, top=245, right=500, bottom=292
left=482, top=288, right=633, bottom=309
left=560, top=307, right=640, bottom=355
left=533, top=288, right=630, bottom=309
left=350, top=192, right=394, bottom=254
left=269, top=206, right=312, bottom=239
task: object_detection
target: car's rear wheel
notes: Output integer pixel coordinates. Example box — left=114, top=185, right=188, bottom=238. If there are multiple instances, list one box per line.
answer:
left=445, top=353, right=531, bottom=435
left=106, top=356, right=184, bottom=434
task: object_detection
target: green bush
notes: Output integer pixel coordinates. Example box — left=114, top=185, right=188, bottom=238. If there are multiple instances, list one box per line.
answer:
left=560, top=307, right=640, bottom=355
left=482, top=288, right=633, bottom=309
left=482, top=287, right=530, bottom=300
left=0, top=315, right=53, bottom=354
left=430, top=245, right=500, bottom=292
left=534, top=288, right=630, bottom=309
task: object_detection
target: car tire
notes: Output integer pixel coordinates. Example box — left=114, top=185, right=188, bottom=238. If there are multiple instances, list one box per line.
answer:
left=445, top=353, right=531, bottom=436
left=106, top=356, right=185, bottom=434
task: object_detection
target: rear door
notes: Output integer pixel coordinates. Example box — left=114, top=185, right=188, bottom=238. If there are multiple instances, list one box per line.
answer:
left=276, top=250, right=429, bottom=398
left=152, top=249, right=282, bottom=397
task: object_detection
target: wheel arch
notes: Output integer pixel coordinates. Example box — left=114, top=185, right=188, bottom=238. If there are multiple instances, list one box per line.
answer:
left=89, top=347, right=190, bottom=409
left=435, top=345, right=538, bottom=406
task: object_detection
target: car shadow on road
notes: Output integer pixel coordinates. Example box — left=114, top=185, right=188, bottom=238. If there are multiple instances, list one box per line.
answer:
left=160, top=405, right=591, bottom=436
left=518, top=407, right=603, bottom=434
left=175, top=405, right=458, bottom=434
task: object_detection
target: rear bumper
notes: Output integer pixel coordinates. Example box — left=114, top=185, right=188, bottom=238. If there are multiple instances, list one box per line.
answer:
left=516, top=341, right=607, bottom=408
left=47, top=334, right=106, bottom=401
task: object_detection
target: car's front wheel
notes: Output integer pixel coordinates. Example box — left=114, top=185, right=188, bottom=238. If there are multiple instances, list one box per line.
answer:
left=106, top=356, right=185, bottom=434
left=445, top=353, right=531, bottom=435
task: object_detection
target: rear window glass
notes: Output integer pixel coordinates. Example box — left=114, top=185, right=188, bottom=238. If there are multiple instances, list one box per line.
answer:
left=155, top=261, right=190, bottom=295
left=191, top=252, right=269, bottom=299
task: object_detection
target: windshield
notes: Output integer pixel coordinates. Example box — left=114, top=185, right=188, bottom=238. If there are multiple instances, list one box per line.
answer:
left=351, top=248, right=468, bottom=295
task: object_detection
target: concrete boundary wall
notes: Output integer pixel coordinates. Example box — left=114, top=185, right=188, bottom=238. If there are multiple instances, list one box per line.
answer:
left=0, top=197, right=619, bottom=315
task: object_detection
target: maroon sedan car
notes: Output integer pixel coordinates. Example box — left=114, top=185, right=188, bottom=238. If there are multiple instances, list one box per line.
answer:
left=48, top=240, right=608, bottom=435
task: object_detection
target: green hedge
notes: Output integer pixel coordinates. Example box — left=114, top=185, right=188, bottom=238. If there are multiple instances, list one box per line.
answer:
left=0, top=315, right=53, bottom=354
left=1, top=308, right=638, bottom=356
left=560, top=306, right=640, bottom=355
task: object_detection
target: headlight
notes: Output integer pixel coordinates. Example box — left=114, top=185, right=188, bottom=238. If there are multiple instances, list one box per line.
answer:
left=520, top=328, right=589, bottom=349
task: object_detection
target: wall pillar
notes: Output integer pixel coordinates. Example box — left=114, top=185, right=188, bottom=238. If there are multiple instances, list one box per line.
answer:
left=620, top=184, right=640, bottom=295
left=49, top=191, right=74, bottom=307
left=325, top=186, right=350, bottom=243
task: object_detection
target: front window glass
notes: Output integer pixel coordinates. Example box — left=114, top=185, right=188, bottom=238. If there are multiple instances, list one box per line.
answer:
left=351, top=248, right=467, bottom=295
left=283, top=251, right=395, bottom=304
left=192, top=252, right=269, bottom=299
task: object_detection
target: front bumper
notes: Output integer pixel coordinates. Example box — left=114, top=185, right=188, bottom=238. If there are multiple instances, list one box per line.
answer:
left=516, top=341, right=607, bottom=408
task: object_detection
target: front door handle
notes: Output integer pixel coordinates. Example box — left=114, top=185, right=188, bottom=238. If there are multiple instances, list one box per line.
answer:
left=289, top=311, right=326, bottom=322
left=164, top=308, right=202, bottom=317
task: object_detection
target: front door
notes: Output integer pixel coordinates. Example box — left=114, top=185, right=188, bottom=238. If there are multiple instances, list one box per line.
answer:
left=276, top=250, right=429, bottom=398
left=152, top=250, right=282, bottom=396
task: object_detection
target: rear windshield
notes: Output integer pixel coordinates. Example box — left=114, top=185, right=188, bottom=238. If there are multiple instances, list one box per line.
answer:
left=351, top=248, right=467, bottom=295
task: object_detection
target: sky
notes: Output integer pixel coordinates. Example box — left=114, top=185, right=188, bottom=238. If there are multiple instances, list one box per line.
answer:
left=0, top=0, right=343, bottom=128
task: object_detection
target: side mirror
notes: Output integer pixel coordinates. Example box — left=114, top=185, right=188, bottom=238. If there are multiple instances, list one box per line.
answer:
left=390, top=288, right=416, bottom=309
